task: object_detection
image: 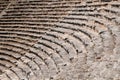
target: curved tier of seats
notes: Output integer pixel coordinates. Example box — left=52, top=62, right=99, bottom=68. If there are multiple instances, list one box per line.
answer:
left=0, top=0, right=120, bottom=80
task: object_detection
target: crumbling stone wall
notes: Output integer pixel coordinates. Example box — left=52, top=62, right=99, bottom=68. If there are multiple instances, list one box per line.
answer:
left=0, top=0, right=120, bottom=80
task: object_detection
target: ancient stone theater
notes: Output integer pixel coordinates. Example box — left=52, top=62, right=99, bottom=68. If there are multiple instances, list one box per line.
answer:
left=0, top=0, right=120, bottom=80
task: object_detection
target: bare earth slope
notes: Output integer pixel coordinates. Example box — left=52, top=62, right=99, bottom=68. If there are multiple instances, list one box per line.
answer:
left=0, top=0, right=120, bottom=80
